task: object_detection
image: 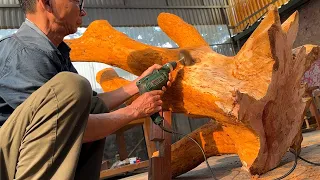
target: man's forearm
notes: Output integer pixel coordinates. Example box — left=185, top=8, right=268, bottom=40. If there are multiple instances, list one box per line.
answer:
left=97, top=81, right=139, bottom=111
left=83, top=106, right=138, bottom=143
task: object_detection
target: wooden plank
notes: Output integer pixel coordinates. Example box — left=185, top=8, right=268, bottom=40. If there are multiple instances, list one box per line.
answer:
left=150, top=115, right=164, bottom=141
left=149, top=157, right=163, bottom=180
left=149, top=111, right=172, bottom=180
left=100, top=161, right=149, bottom=179
left=116, top=129, right=128, bottom=161
left=310, top=99, right=320, bottom=130
left=143, top=118, right=157, bottom=158
left=161, top=111, right=172, bottom=180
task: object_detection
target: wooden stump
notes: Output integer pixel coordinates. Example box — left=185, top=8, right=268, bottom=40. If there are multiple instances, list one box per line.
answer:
left=66, top=5, right=320, bottom=177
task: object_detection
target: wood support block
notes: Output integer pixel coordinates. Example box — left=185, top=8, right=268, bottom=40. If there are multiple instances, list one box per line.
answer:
left=143, top=118, right=157, bottom=158
left=149, top=111, right=172, bottom=180
left=311, top=90, right=320, bottom=129
left=116, top=129, right=128, bottom=161
left=100, top=161, right=149, bottom=179
left=161, top=111, right=172, bottom=179
left=150, top=119, right=164, bottom=141
left=148, top=157, right=163, bottom=180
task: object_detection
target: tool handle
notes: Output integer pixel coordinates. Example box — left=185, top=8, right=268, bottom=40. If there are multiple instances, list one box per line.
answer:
left=150, top=112, right=164, bottom=125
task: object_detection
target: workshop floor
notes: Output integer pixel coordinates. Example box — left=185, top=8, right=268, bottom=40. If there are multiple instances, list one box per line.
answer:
left=116, top=130, right=320, bottom=180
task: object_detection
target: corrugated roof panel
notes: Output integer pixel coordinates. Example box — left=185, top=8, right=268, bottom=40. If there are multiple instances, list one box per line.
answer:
left=168, top=0, right=204, bottom=6
left=215, top=8, right=224, bottom=24
left=0, top=8, right=24, bottom=29
left=87, top=0, right=124, bottom=6
left=0, top=0, right=18, bottom=5
left=125, top=0, right=167, bottom=6
left=0, top=0, right=229, bottom=28
left=0, top=0, right=23, bottom=29
left=203, top=0, right=228, bottom=6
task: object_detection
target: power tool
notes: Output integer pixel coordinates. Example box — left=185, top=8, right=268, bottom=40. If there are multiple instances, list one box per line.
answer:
left=136, top=61, right=178, bottom=125
left=136, top=50, right=194, bottom=125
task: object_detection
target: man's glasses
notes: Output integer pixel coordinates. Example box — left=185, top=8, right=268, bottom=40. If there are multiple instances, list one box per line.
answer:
left=79, top=0, right=84, bottom=14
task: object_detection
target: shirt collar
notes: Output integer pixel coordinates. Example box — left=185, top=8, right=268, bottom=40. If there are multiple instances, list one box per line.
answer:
left=24, top=18, right=71, bottom=57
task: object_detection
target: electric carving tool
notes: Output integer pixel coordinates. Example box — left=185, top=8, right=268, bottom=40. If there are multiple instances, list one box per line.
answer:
left=136, top=50, right=193, bottom=125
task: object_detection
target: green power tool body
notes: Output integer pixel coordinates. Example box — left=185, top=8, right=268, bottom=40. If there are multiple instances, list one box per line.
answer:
left=136, top=62, right=177, bottom=125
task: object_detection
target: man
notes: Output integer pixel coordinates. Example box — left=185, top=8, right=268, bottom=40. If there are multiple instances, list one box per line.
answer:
left=0, top=0, right=170, bottom=179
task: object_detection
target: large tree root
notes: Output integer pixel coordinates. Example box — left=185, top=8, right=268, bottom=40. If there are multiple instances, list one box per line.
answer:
left=66, top=5, right=320, bottom=177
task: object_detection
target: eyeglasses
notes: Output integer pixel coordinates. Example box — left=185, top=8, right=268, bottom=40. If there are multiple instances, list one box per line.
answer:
left=79, top=0, right=84, bottom=14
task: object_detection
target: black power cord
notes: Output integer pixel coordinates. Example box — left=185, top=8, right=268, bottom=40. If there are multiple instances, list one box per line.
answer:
left=157, top=122, right=320, bottom=180
left=272, top=148, right=320, bottom=180
left=158, top=124, right=218, bottom=180
left=297, top=154, right=320, bottom=166
left=273, top=149, right=298, bottom=180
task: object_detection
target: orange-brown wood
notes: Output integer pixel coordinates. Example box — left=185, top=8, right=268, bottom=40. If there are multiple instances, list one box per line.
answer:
left=161, top=111, right=172, bottom=179
left=100, top=161, right=149, bottom=179
left=67, top=6, right=320, bottom=177
left=95, top=68, right=236, bottom=177
left=115, top=129, right=128, bottom=161
left=143, top=118, right=157, bottom=158
left=149, top=111, right=172, bottom=180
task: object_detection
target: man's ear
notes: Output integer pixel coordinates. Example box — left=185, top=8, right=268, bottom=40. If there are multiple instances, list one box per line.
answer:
left=40, top=0, right=53, bottom=12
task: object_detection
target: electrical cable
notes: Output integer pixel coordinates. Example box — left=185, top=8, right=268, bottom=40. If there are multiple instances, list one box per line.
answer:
left=158, top=124, right=218, bottom=180
left=297, top=154, right=320, bottom=166
left=157, top=121, right=320, bottom=180
left=273, top=148, right=298, bottom=180
left=273, top=148, right=320, bottom=180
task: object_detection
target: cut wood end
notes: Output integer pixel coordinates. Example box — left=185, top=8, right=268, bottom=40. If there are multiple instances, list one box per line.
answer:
left=305, top=44, right=320, bottom=56
left=235, top=5, right=282, bottom=69
left=234, top=7, right=298, bottom=100
left=281, top=11, right=299, bottom=33
left=96, top=68, right=119, bottom=84
left=242, top=4, right=280, bottom=45
left=281, top=11, right=299, bottom=48
left=305, top=45, right=320, bottom=67
left=96, top=68, right=132, bottom=92
left=157, top=13, right=208, bottom=48
left=293, top=45, right=320, bottom=73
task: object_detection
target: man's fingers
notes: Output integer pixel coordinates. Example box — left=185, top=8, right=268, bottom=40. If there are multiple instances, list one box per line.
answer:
left=162, top=86, right=167, bottom=91
left=148, top=90, right=164, bottom=95
left=155, top=100, right=163, bottom=106
left=152, top=106, right=162, bottom=114
left=152, top=95, right=161, bottom=101
left=149, top=64, right=162, bottom=70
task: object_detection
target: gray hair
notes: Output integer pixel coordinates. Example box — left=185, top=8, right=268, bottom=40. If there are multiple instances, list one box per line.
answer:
left=19, top=0, right=37, bottom=13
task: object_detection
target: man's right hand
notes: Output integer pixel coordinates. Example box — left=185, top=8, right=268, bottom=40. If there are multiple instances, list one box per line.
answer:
left=128, top=90, right=164, bottom=119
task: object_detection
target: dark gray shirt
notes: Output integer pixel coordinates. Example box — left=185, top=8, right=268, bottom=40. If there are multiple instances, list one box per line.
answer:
left=0, top=20, right=78, bottom=126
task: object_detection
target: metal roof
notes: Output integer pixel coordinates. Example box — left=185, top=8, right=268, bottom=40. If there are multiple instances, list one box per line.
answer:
left=0, top=0, right=230, bottom=29
left=232, top=0, right=310, bottom=42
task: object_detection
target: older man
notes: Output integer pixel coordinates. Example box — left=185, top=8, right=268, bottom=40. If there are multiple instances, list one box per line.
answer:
left=0, top=0, right=169, bottom=179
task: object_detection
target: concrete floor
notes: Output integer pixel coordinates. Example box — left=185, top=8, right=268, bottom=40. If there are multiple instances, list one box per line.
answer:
left=114, top=130, right=320, bottom=180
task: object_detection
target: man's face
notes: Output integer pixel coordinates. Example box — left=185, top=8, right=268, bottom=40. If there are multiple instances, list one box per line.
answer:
left=51, top=0, right=86, bottom=35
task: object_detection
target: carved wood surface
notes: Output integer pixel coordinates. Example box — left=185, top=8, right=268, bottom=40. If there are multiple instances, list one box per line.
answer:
left=66, top=5, right=320, bottom=177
